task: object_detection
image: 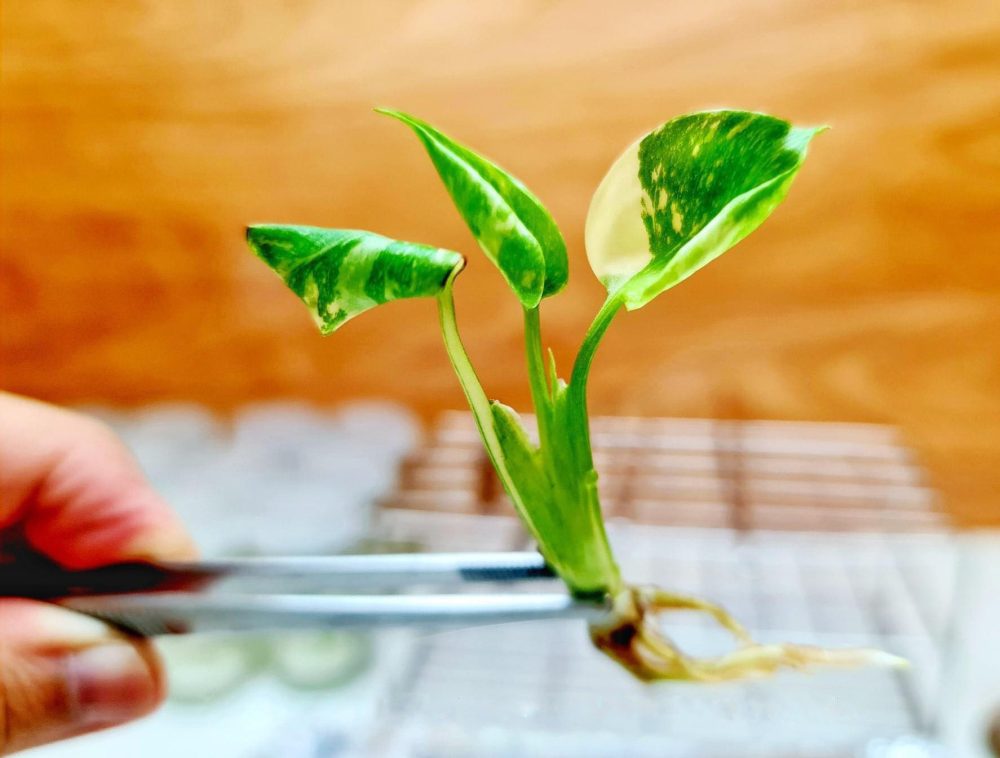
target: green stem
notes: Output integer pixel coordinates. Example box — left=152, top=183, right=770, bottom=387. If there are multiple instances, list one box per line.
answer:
left=531, top=290, right=623, bottom=596
left=522, top=305, right=552, bottom=441
left=437, top=278, right=623, bottom=597
left=436, top=280, right=521, bottom=499
left=570, top=292, right=623, bottom=398
left=567, top=292, right=623, bottom=463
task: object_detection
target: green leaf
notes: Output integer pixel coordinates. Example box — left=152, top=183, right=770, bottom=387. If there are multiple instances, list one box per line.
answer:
left=377, top=108, right=568, bottom=308
left=585, top=110, right=824, bottom=309
left=489, top=401, right=549, bottom=535
left=247, top=224, right=464, bottom=334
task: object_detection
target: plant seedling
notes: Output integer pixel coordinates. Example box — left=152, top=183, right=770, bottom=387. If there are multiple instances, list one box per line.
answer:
left=247, top=109, right=900, bottom=680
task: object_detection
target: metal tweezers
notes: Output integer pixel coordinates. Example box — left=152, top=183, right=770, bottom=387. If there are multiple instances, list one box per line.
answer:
left=1, top=552, right=609, bottom=637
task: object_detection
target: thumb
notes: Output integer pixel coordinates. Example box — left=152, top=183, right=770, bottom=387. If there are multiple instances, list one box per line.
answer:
left=0, top=600, right=164, bottom=755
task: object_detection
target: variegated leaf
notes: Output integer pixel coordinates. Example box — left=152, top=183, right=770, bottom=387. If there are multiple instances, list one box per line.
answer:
left=585, top=110, right=823, bottom=309
left=246, top=224, right=464, bottom=334
left=378, top=108, right=568, bottom=308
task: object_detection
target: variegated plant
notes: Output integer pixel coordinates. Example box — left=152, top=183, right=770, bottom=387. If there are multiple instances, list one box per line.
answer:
left=247, top=109, right=899, bottom=681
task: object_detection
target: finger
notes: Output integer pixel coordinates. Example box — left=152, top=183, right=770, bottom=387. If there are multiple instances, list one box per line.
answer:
left=0, top=600, right=164, bottom=755
left=0, top=393, right=196, bottom=568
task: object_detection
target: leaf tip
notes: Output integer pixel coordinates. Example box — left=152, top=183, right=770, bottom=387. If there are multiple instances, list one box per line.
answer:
left=245, top=221, right=271, bottom=240
left=244, top=224, right=271, bottom=258
left=374, top=106, right=417, bottom=127
left=785, top=123, right=829, bottom=155
left=802, top=124, right=832, bottom=142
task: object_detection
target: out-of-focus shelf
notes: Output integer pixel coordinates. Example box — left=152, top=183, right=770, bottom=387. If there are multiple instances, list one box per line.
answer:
left=383, top=412, right=948, bottom=533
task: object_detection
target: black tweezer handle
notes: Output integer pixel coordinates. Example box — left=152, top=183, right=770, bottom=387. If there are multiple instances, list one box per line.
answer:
left=0, top=551, right=207, bottom=600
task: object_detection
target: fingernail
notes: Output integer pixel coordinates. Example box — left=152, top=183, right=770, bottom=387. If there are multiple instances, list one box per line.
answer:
left=33, top=603, right=117, bottom=644
left=66, top=643, right=159, bottom=727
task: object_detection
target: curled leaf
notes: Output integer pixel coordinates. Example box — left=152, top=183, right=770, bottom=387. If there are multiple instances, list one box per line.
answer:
left=585, top=110, right=824, bottom=309
left=378, top=108, right=568, bottom=308
left=247, top=224, right=464, bottom=334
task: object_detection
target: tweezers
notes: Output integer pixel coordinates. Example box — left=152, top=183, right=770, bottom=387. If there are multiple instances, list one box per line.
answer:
left=0, top=552, right=609, bottom=637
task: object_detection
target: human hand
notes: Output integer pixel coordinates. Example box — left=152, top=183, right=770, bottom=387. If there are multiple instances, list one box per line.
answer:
left=0, top=393, right=195, bottom=754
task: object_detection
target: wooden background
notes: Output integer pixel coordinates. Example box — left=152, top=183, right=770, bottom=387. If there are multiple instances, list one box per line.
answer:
left=2, top=0, right=998, bottom=524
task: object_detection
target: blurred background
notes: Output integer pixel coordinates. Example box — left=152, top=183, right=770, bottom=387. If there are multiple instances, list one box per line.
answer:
left=2, top=0, right=998, bottom=525
left=2, top=1, right=999, bottom=756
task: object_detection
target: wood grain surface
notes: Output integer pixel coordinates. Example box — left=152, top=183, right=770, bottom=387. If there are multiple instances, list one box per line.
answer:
left=2, top=0, right=998, bottom=524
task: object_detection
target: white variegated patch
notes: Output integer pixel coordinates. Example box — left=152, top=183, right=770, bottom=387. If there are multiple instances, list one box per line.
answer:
left=584, top=138, right=654, bottom=290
